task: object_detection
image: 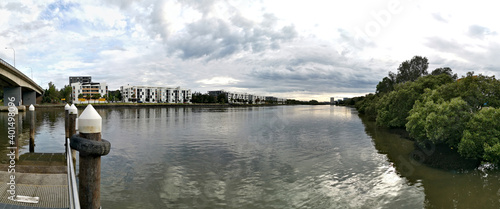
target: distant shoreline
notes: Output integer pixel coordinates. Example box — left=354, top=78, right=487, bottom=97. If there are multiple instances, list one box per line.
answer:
left=31, top=103, right=294, bottom=109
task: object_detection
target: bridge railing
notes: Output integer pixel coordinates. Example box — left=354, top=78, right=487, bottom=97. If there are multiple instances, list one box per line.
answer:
left=0, top=57, right=44, bottom=93
left=0, top=57, right=15, bottom=70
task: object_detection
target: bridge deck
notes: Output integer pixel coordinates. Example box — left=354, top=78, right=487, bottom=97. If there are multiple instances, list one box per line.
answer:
left=0, top=153, right=69, bottom=208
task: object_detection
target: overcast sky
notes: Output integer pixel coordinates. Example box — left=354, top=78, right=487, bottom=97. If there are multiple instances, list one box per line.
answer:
left=1, top=0, right=499, bottom=101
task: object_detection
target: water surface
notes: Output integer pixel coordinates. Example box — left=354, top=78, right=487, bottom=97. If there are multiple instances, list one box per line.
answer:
left=1, top=105, right=499, bottom=208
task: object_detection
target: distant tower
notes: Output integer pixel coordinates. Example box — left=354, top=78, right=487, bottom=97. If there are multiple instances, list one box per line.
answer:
left=330, top=97, right=335, bottom=105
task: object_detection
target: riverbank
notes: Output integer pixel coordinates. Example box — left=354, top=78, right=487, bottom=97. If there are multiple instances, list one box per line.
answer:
left=385, top=127, right=481, bottom=170
left=31, top=102, right=293, bottom=109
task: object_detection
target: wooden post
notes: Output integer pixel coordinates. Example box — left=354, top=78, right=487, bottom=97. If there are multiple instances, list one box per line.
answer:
left=64, top=104, right=70, bottom=141
left=78, top=104, right=103, bottom=209
left=14, top=106, right=19, bottom=161
left=29, top=104, right=35, bottom=153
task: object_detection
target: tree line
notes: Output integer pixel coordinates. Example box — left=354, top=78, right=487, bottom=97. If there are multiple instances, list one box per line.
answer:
left=40, top=82, right=122, bottom=104
left=346, top=56, right=500, bottom=165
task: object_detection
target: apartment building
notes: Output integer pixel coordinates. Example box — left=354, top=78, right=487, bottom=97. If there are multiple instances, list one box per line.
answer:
left=69, top=76, right=91, bottom=85
left=265, top=96, right=286, bottom=104
left=208, top=90, right=273, bottom=104
left=120, top=85, right=192, bottom=103
left=71, top=82, right=108, bottom=104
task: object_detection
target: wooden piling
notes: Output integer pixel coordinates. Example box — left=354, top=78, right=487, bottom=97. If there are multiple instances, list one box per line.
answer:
left=64, top=104, right=70, bottom=141
left=29, top=104, right=35, bottom=153
left=75, top=104, right=107, bottom=209
left=68, top=105, right=78, bottom=161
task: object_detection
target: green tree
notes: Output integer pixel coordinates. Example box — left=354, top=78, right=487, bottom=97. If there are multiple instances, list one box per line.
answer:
left=396, top=56, right=429, bottom=83
left=431, top=67, right=458, bottom=79
left=59, top=85, right=72, bottom=103
left=407, top=96, right=472, bottom=147
left=376, top=74, right=455, bottom=128
left=217, top=93, right=227, bottom=103
left=376, top=75, right=396, bottom=94
left=91, top=94, right=101, bottom=100
left=458, top=108, right=500, bottom=164
left=42, top=82, right=59, bottom=103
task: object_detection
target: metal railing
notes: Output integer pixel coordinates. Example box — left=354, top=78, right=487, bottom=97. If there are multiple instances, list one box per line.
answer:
left=66, top=138, right=81, bottom=209
left=0, top=57, right=44, bottom=93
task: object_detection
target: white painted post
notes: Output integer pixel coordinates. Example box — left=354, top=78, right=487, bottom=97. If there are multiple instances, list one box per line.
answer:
left=29, top=104, right=35, bottom=152
left=65, top=104, right=71, bottom=140
left=78, top=104, right=103, bottom=209
left=68, top=104, right=78, bottom=161
left=71, top=104, right=79, bottom=131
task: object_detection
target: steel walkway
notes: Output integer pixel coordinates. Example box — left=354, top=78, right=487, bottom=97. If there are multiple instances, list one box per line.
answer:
left=0, top=138, right=80, bottom=209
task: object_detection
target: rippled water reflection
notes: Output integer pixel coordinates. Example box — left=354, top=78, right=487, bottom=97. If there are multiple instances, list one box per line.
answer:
left=1, top=105, right=499, bottom=208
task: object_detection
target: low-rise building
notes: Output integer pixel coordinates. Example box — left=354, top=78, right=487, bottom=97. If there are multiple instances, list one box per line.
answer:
left=69, top=76, right=92, bottom=85
left=208, top=90, right=282, bottom=104
left=120, top=85, right=192, bottom=103
left=71, top=82, right=108, bottom=104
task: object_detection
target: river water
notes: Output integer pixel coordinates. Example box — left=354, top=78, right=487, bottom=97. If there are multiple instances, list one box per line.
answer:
left=1, top=105, right=499, bottom=208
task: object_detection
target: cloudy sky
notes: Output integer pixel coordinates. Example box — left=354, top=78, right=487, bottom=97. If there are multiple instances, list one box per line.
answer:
left=1, top=0, right=499, bottom=101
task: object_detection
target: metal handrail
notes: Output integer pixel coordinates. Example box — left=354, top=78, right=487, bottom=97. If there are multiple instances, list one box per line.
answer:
left=66, top=137, right=81, bottom=209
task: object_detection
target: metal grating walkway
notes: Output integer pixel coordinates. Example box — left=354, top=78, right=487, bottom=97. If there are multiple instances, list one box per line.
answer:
left=0, top=172, right=69, bottom=208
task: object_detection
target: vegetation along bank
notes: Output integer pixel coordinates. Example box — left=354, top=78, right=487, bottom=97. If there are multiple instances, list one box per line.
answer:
left=344, top=55, right=500, bottom=168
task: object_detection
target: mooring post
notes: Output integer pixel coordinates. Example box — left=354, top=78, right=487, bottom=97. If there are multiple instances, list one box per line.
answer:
left=14, top=106, right=19, bottom=161
left=29, top=104, right=35, bottom=153
left=65, top=104, right=70, bottom=141
left=68, top=104, right=78, bottom=161
left=70, top=104, right=110, bottom=209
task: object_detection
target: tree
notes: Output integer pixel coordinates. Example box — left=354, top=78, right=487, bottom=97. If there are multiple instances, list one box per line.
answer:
left=458, top=108, right=500, bottom=164
left=407, top=96, right=472, bottom=147
left=396, top=56, right=429, bottom=83
left=431, top=67, right=458, bottom=80
left=376, top=74, right=455, bottom=128
left=92, top=94, right=101, bottom=100
left=59, top=85, right=72, bottom=103
left=42, top=82, right=59, bottom=103
left=376, top=75, right=395, bottom=94
left=217, top=93, right=227, bottom=103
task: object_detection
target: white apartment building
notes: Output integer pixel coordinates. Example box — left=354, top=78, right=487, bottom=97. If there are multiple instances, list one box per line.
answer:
left=71, top=82, right=108, bottom=104
left=120, top=85, right=192, bottom=103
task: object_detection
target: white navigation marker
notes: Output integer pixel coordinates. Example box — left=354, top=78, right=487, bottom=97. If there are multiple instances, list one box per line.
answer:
left=78, top=104, right=101, bottom=134
left=69, top=104, right=78, bottom=114
left=29, top=104, right=35, bottom=111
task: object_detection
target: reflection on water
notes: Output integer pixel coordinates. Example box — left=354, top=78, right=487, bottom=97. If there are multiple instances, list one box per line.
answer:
left=1, top=106, right=499, bottom=208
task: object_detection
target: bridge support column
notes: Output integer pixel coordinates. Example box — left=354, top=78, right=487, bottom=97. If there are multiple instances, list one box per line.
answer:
left=23, top=90, right=36, bottom=106
left=3, top=87, right=21, bottom=106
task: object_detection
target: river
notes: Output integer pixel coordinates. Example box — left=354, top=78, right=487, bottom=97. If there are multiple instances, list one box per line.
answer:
left=1, top=105, right=499, bottom=208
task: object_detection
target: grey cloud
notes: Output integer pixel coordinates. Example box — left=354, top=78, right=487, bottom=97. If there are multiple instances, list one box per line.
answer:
left=149, top=0, right=170, bottom=40
left=467, top=25, right=497, bottom=39
left=431, top=13, right=448, bottom=23
left=425, top=37, right=462, bottom=53
left=180, top=0, right=218, bottom=17
left=167, top=14, right=297, bottom=60
left=245, top=50, right=380, bottom=94
left=5, top=2, right=29, bottom=12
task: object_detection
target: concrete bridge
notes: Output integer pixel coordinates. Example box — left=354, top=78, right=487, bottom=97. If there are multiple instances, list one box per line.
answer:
left=0, top=57, right=44, bottom=106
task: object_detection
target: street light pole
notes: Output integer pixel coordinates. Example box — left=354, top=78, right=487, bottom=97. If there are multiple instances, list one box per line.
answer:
left=5, top=47, right=15, bottom=67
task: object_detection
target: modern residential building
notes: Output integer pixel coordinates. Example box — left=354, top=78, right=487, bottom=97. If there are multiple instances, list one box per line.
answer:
left=265, top=96, right=286, bottom=104
left=69, top=76, right=92, bottom=85
left=208, top=90, right=282, bottom=104
left=120, top=85, right=192, bottom=103
left=71, top=82, right=108, bottom=104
